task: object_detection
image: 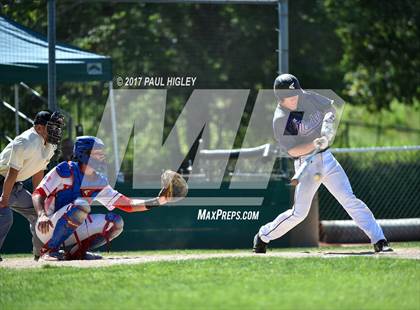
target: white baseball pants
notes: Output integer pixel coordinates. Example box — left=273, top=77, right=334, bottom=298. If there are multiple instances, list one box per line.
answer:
left=36, top=203, right=122, bottom=255
left=259, top=151, right=385, bottom=244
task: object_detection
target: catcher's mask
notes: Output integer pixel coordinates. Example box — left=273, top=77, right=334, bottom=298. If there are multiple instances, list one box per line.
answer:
left=34, top=110, right=64, bottom=145
left=73, top=136, right=107, bottom=173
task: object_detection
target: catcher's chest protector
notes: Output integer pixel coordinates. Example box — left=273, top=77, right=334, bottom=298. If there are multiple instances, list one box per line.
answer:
left=54, top=161, right=108, bottom=212
left=54, top=161, right=83, bottom=211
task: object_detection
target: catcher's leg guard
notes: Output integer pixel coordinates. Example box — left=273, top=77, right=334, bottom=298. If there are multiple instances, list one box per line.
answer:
left=41, top=199, right=91, bottom=254
left=67, top=213, right=124, bottom=260
left=102, top=213, right=124, bottom=241
left=88, top=213, right=124, bottom=250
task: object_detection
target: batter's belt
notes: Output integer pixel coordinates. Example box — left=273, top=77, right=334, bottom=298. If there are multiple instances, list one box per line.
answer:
left=292, top=146, right=330, bottom=161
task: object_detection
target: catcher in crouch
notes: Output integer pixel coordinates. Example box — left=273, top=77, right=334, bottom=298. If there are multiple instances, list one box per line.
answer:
left=32, top=136, right=187, bottom=261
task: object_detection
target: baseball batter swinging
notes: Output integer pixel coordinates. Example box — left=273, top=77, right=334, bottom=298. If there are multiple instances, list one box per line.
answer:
left=253, top=74, right=392, bottom=253
left=33, top=136, right=187, bottom=261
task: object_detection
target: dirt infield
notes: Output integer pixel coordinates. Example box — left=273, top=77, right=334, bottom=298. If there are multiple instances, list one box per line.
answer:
left=1, top=248, right=419, bottom=269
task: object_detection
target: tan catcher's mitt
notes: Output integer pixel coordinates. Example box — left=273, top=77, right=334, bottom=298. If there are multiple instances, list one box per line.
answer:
left=159, top=170, right=188, bottom=203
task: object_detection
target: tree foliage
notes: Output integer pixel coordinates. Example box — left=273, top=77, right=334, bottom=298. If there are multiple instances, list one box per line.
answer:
left=0, top=0, right=418, bottom=156
left=323, top=0, right=419, bottom=110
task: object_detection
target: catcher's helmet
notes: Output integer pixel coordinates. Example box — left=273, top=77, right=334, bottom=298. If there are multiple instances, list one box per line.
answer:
left=273, top=73, right=302, bottom=100
left=73, top=136, right=106, bottom=171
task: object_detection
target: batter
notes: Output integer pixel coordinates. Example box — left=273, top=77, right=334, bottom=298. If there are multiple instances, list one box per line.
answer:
left=253, top=74, right=392, bottom=253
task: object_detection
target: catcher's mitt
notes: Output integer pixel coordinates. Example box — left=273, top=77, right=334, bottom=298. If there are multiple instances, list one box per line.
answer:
left=159, top=170, right=188, bottom=203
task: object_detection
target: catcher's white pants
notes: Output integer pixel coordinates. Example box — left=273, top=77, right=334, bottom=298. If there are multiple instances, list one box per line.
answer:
left=259, top=150, right=385, bottom=244
left=35, top=203, right=119, bottom=254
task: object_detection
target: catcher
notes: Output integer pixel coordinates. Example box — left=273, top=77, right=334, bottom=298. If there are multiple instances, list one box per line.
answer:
left=32, top=136, right=188, bottom=261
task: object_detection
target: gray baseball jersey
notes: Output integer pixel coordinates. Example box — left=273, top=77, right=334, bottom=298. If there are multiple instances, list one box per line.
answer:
left=273, top=90, right=334, bottom=154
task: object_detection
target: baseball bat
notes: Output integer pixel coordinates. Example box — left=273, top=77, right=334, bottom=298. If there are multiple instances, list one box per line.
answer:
left=290, top=146, right=321, bottom=186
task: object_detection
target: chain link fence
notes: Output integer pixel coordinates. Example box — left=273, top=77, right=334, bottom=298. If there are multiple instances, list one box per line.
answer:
left=319, top=146, right=420, bottom=242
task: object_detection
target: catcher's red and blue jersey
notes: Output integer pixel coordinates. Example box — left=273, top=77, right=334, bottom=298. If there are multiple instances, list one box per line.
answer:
left=34, top=161, right=130, bottom=215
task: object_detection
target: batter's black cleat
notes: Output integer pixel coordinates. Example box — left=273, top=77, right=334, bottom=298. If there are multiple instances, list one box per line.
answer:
left=374, top=239, right=393, bottom=253
left=0, top=256, right=2, bottom=262
left=253, top=233, right=267, bottom=254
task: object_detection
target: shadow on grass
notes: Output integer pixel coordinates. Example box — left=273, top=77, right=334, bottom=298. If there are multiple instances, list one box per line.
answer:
left=323, top=251, right=375, bottom=256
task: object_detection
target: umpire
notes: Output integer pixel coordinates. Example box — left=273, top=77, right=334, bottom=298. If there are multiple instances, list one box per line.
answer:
left=0, top=111, right=64, bottom=261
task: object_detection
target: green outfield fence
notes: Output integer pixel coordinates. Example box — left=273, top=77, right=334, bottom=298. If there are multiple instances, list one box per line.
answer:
left=2, top=178, right=291, bottom=254
left=2, top=145, right=419, bottom=254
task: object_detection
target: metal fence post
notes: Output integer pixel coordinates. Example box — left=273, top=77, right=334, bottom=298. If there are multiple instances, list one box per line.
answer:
left=48, top=0, right=57, bottom=111
left=14, top=84, right=19, bottom=135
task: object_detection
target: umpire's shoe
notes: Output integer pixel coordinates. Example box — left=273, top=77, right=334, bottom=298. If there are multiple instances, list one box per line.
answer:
left=374, top=239, right=393, bottom=253
left=253, top=233, right=267, bottom=254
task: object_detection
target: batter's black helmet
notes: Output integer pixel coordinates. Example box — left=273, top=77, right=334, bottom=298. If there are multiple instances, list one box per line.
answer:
left=273, top=74, right=302, bottom=100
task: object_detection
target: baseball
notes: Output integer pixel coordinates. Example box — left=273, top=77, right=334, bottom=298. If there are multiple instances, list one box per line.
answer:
left=313, top=173, right=322, bottom=181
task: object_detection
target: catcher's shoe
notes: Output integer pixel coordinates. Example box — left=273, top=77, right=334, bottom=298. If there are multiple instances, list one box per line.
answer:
left=253, top=233, right=268, bottom=254
left=40, top=251, right=66, bottom=261
left=374, top=239, right=393, bottom=253
left=84, top=252, right=103, bottom=260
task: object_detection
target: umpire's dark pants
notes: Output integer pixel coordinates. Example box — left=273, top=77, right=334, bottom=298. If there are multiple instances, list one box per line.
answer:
left=0, top=176, right=43, bottom=257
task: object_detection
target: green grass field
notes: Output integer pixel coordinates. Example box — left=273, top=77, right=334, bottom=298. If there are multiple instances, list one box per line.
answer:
left=1, top=243, right=419, bottom=310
